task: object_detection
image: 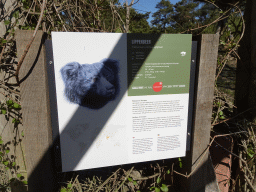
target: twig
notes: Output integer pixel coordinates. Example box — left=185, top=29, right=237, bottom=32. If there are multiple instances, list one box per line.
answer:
left=21, top=0, right=35, bottom=26
left=244, top=174, right=256, bottom=192
left=115, top=167, right=134, bottom=192
left=21, top=5, right=62, bottom=15
left=212, top=108, right=251, bottom=126
left=239, top=151, right=256, bottom=192
left=14, top=0, right=46, bottom=85
left=180, top=7, right=232, bottom=34
left=212, top=103, right=226, bottom=125
left=215, top=3, right=245, bottom=81
left=204, top=0, right=220, bottom=10
left=95, top=168, right=121, bottom=192
left=130, top=173, right=160, bottom=180
left=0, top=91, right=20, bottom=105
left=173, top=131, right=248, bottom=179
left=0, top=84, right=21, bottom=96
left=109, top=1, right=126, bottom=31
left=0, top=32, right=12, bottom=64
left=0, top=2, right=22, bottom=22
left=74, top=175, right=83, bottom=192
left=53, top=3, right=67, bottom=31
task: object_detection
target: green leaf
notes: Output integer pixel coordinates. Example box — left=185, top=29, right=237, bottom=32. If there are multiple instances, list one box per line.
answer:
left=13, top=103, right=21, bottom=109
left=12, top=118, right=16, bottom=123
left=21, top=131, right=24, bottom=137
left=219, top=111, right=223, bottom=116
left=0, top=140, right=3, bottom=144
left=150, top=187, right=155, bottom=190
left=5, top=167, right=9, bottom=170
left=160, top=184, right=169, bottom=192
left=247, top=148, right=255, bottom=158
left=219, top=116, right=225, bottom=120
left=13, top=11, right=19, bottom=19
left=1, top=109, right=6, bottom=114
left=167, top=170, right=170, bottom=174
left=1, top=39, right=7, bottom=44
left=17, top=174, right=22, bottom=178
left=61, top=189, right=67, bottom=192
left=157, top=177, right=161, bottom=184
left=6, top=100, right=13, bottom=105
left=4, top=20, right=10, bottom=25
left=3, top=161, right=9, bottom=166
left=128, top=177, right=133, bottom=182
left=248, top=152, right=254, bottom=158
left=179, top=158, right=182, bottom=168
left=155, top=187, right=160, bottom=192
left=23, top=180, right=28, bottom=185
left=6, top=150, right=10, bottom=154
left=133, top=181, right=137, bottom=185
left=67, top=183, right=72, bottom=188
left=12, top=162, right=16, bottom=166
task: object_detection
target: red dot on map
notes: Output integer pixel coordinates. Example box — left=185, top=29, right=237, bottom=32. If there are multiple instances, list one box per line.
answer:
left=153, top=82, right=162, bottom=92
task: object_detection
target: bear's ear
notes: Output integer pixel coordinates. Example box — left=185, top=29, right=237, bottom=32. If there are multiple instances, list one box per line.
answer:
left=60, top=62, right=81, bottom=82
left=101, top=58, right=119, bottom=72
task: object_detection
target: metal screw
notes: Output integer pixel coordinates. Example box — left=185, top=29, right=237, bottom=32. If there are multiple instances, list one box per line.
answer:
left=192, top=60, right=195, bottom=63
left=49, top=61, right=53, bottom=65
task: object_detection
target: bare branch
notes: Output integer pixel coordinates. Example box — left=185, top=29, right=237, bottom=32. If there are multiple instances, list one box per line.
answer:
left=14, top=0, right=47, bottom=85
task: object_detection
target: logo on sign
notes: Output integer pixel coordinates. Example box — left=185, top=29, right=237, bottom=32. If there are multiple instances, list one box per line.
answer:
left=153, top=82, right=163, bottom=92
left=181, top=51, right=186, bottom=56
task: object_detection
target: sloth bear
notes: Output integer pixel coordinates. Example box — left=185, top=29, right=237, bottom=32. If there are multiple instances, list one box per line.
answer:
left=60, top=58, right=119, bottom=109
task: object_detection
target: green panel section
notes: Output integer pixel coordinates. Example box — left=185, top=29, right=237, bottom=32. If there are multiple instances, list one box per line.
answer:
left=127, top=34, right=192, bottom=96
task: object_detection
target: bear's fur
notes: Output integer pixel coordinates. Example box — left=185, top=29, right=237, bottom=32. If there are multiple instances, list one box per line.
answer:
left=60, top=58, right=119, bottom=109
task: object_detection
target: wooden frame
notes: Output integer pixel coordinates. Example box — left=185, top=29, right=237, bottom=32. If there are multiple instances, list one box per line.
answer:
left=16, top=30, right=219, bottom=192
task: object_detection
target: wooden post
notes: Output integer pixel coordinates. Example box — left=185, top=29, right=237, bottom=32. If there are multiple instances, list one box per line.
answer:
left=16, top=30, right=56, bottom=192
left=179, top=34, right=220, bottom=192
left=250, top=0, right=256, bottom=122
left=235, top=0, right=256, bottom=122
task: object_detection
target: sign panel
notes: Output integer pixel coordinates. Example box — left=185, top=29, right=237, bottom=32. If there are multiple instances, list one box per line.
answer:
left=51, top=32, right=192, bottom=172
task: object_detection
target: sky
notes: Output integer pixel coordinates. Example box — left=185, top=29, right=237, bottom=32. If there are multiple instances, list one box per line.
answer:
left=120, top=0, right=185, bottom=25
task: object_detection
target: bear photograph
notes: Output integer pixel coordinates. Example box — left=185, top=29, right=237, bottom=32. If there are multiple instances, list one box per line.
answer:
left=60, top=58, right=120, bottom=109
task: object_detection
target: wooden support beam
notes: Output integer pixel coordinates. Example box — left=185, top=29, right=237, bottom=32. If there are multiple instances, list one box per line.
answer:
left=16, top=30, right=56, bottom=192
left=235, top=0, right=256, bottom=122
left=179, top=34, right=220, bottom=192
